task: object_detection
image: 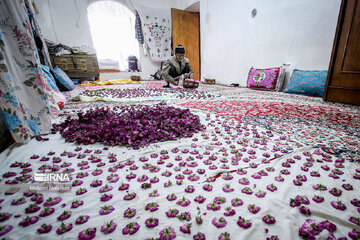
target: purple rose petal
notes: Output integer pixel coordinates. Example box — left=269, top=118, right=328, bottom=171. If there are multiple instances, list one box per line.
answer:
left=101, top=220, right=117, bottom=234
left=212, top=217, right=227, bottom=228
left=78, top=227, right=96, bottom=240
left=262, top=214, right=276, bottom=224
left=0, top=225, right=13, bottom=236
left=145, top=217, right=159, bottom=228
left=122, top=222, right=140, bottom=235
left=76, top=215, right=90, bottom=225
left=159, top=227, right=176, bottom=240
left=237, top=216, right=252, bottom=229
left=331, top=201, right=347, bottom=211
left=56, top=222, right=73, bottom=235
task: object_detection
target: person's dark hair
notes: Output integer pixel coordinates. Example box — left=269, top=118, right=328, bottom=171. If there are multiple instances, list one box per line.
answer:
left=175, top=44, right=185, bottom=54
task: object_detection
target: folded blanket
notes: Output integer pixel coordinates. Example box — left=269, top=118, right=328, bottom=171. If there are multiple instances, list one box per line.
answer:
left=80, top=79, right=140, bottom=86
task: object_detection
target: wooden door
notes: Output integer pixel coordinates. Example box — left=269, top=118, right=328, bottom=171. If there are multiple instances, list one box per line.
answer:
left=171, top=8, right=200, bottom=80
left=324, top=0, right=360, bottom=105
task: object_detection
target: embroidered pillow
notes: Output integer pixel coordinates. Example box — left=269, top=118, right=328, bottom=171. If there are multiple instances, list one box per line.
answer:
left=41, top=65, right=60, bottom=91
left=51, top=67, right=75, bottom=91
left=247, top=67, right=284, bottom=91
left=284, top=69, right=327, bottom=97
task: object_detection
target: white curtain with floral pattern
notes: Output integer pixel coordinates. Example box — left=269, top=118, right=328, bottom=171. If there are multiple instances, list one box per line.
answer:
left=0, top=0, right=56, bottom=143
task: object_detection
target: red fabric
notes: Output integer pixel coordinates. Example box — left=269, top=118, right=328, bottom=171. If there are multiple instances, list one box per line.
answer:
left=57, top=102, right=64, bottom=109
left=179, top=100, right=359, bottom=127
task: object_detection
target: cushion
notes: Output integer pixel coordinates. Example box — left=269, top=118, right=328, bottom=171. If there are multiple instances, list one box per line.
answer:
left=284, top=69, right=327, bottom=97
left=51, top=67, right=75, bottom=91
left=247, top=66, right=285, bottom=91
left=41, top=65, right=60, bottom=91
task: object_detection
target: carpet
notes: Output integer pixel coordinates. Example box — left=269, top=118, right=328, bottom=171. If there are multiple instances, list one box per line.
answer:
left=0, top=82, right=359, bottom=240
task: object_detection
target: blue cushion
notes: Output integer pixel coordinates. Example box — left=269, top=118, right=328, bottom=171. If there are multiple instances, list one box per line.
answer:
left=41, top=65, right=60, bottom=91
left=51, top=67, right=75, bottom=91
left=284, top=69, right=327, bottom=97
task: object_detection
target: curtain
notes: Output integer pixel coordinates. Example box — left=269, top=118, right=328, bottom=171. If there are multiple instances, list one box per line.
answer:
left=26, top=0, right=52, bottom=68
left=0, top=0, right=57, bottom=143
left=135, top=10, right=144, bottom=44
left=87, top=0, right=140, bottom=71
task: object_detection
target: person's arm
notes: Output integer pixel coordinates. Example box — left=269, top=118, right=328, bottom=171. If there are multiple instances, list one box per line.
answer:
left=184, top=60, right=195, bottom=79
left=162, top=59, right=175, bottom=83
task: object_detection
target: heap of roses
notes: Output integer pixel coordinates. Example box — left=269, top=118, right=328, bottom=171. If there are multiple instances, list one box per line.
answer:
left=52, top=104, right=205, bottom=149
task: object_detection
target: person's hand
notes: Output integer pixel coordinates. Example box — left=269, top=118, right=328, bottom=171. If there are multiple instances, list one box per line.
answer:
left=173, top=79, right=179, bottom=86
left=190, top=73, right=195, bottom=79
left=184, top=73, right=189, bottom=78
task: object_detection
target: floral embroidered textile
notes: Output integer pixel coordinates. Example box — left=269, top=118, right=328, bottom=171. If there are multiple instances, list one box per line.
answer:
left=0, top=0, right=57, bottom=142
left=135, top=4, right=171, bottom=62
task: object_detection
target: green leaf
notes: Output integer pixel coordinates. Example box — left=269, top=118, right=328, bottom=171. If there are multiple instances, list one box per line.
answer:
left=23, top=80, right=33, bottom=87
left=32, top=85, right=36, bottom=89
left=0, top=64, right=8, bottom=72
left=26, top=60, right=38, bottom=69
left=28, top=77, right=36, bottom=82
left=13, top=128, right=20, bottom=133
left=27, top=60, right=34, bottom=66
left=24, top=134, right=28, bottom=140
left=37, top=88, right=43, bottom=95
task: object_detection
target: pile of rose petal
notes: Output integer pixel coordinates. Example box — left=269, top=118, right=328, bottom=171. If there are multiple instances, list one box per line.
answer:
left=79, top=88, right=217, bottom=100
left=52, top=104, right=205, bottom=149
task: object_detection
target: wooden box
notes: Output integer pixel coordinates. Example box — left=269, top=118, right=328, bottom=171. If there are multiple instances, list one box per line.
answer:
left=183, top=79, right=199, bottom=88
left=204, top=78, right=216, bottom=84
left=50, top=54, right=99, bottom=80
left=131, top=75, right=141, bottom=81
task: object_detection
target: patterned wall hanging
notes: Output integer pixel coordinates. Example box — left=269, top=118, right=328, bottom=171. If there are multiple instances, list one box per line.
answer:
left=134, top=4, right=171, bottom=62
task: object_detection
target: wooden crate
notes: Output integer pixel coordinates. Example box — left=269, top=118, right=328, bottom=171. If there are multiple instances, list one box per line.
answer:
left=204, top=78, right=216, bottom=84
left=131, top=76, right=141, bottom=81
left=50, top=54, right=99, bottom=79
left=183, top=79, right=199, bottom=88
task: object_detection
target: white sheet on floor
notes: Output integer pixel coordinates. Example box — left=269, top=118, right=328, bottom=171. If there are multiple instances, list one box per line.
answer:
left=0, top=110, right=358, bottom=240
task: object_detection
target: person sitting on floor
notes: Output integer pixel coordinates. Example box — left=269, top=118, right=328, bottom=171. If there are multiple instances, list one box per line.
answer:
left=162, top=44, right=195, bottom=88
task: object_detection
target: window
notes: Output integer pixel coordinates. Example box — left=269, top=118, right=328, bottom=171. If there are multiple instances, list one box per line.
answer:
left=87, top=0, right=139, bottom=71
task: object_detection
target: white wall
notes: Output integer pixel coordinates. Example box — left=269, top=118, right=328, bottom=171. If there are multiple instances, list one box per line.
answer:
left=200, top=0, right=341, bottom=86
left=33, top=0, right=176, bottom=79
left=34, top=0, right=94, bottom=47
left=34, top=0, right=340, bottom=84
left=171, top=0, right=199, bottom=10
